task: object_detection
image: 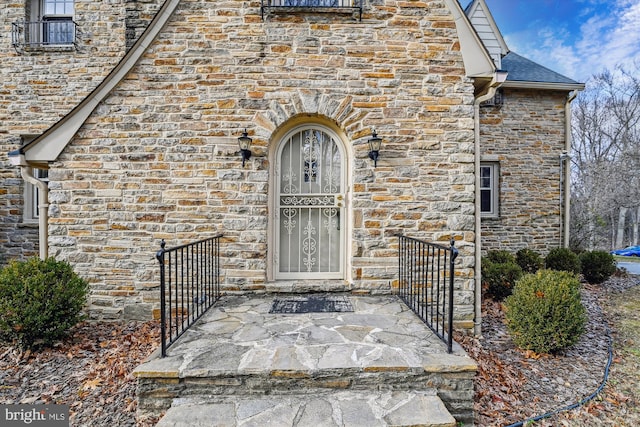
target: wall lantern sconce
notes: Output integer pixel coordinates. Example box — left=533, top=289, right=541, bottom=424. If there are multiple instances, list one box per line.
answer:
left=237, top=129, right=252, bottom=167
left=368, top=128, right=382, bottom=168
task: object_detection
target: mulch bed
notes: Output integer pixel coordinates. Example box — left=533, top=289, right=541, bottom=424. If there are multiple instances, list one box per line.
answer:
left=0, top=321, right=160, bottom=426
left=456, top=274, right=640, bottom=426
left=1, top=275, right=638, bottom=426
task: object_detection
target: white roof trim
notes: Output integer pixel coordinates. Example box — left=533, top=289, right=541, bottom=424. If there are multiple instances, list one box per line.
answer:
left=18, top=0, right=182, bottom=163
left=443, top=0, right=496, bottom=78
left=501, top=81, right=586, bottom=91
left=466, top=0, right=509, bottom=56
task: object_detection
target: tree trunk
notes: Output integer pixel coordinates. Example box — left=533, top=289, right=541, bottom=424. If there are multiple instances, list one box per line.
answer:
left=633, top=206, right=640, bottom=245
left=616, top=207, right=628, bottom=248
left=588, top=212, right=597, bottom=250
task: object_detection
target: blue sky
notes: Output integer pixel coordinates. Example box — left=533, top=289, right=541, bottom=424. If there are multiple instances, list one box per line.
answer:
left=474, top=0, right=640, bottom=82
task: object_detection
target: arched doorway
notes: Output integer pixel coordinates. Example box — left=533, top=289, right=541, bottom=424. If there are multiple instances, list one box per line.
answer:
left=272, top=125, right=348, bottom=280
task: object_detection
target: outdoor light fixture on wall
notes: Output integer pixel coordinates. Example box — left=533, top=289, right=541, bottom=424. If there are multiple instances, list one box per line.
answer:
left=368, top=128, right=382, bottom=168
left=237, top=129, right=252, bottom=167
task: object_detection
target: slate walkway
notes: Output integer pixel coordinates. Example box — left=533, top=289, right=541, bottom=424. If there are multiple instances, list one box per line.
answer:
left=134, top=293, right=476, bottom=426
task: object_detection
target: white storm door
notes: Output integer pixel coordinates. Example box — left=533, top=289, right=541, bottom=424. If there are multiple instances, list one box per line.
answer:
left=276, top=128, right=345, bottom=279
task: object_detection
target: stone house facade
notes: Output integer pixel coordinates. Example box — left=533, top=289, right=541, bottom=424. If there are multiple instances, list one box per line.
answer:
left=1, top=0, right=583, bottom=332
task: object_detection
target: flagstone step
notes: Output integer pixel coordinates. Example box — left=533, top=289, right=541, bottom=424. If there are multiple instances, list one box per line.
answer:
left=155, top=390, right=457, bottom=427
left=135, top=294, right=477, bottom=424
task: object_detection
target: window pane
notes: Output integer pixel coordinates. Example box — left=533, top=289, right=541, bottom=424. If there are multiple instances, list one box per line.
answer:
left=480, top=166, right=491, bottom=188
left=33, top=186, right=40, bottom=219
left=44, top=19, right=74, bottom=44
left=44, top=0, right=74, bottom=16
left=480, top=189, right=492, bottom=213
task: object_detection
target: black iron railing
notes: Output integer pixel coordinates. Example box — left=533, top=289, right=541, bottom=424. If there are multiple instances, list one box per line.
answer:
left=11, top=20, right=78, bottom=50
left=397, top=236, right=458, bottom=353
left=156, top=235, right=222, bottom=357
left=261, top=0, right=363, bottom=20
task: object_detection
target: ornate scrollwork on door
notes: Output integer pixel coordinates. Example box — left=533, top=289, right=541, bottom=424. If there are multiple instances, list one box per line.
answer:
left=276, top=127, right=344, bottom=277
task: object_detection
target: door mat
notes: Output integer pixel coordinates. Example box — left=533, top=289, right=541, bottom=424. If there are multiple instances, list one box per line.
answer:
left=269, top=295, right=354, bottom=314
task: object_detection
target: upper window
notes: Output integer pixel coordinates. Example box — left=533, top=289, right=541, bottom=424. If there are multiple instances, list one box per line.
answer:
left=43, top=0, right=74, bottom=15
left=480, top=163, right=499, bottom=218
left=12, top=0, right=76, bottom=49
left=43, top=0, right=75, bottom=44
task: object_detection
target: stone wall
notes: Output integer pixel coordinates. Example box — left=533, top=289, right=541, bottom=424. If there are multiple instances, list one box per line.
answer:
left=0, top=0, right=163, bottom=263
left=126, top=0, right=164, bottom=49
left=43, top=0, right=477, bottom=324
left=480, top=88, right=568, bottom=254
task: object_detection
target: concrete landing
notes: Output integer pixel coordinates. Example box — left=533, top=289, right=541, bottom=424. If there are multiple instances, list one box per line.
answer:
left=134, top=294, right=476, bottom=425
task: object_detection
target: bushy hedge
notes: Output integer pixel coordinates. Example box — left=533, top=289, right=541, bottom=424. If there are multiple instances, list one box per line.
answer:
left=486, top=250, right=516, bottom=265
left=482, top=251, right=523, bottom=301
left=516, top=248, right=543, bottom=274
left=0, top=257, right=88, bottom=349
left=579, top=250, right=617, bottom=284
left=505, top=270, right=586, bottom=354
left=545, top=248, right=581, bottom=274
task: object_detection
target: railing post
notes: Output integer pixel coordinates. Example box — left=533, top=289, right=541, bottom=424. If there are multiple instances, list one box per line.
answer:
left=156, top=239, right=167, bottom=357
left=447, top=239, right=459, bottom=353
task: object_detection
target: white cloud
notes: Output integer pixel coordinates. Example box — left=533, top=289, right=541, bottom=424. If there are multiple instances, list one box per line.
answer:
left=503, top=0, right=640, bottom=82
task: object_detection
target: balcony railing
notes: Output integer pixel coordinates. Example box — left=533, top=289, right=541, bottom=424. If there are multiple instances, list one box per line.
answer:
left=11, top=20, right=78, bottom=51
left=261, top=0, right=363, bottom=20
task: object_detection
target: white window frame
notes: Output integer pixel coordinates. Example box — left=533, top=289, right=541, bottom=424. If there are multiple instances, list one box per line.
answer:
left=23, top=168, right=49, bottom=224
left=480, top=162, right=499, bottom=218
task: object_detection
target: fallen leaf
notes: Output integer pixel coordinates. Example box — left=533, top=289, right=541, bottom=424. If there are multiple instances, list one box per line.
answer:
left=523, top=349, right=542, bottom=359
left=82, top=378, right=102, bottom=390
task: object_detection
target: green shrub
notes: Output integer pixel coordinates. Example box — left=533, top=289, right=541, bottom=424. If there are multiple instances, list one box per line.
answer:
left=486, top=250, right=516, bottom=265
left=579, top=250, right=617, bottom=284
left=516, top=248, right=544, bottom=274
left=505, top=270, right=586, bottom=354
left=482, top=258, right=523, bottom=301
left=545, top=248, right=581, bottom=274
left=0, top=257, right=88, bottom=349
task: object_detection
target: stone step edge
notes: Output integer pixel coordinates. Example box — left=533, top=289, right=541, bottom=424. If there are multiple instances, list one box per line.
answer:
left=154, top=390, right=457, bottom=427
left=134, top=351, right=477, bottom=380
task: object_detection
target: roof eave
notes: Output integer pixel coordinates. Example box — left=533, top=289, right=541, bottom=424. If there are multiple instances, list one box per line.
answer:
left=501, top=81, right=586, bottom=91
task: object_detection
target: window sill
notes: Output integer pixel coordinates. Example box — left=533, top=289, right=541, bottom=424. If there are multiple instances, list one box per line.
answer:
left=18, top=222, right=39, bottom=229
left=17, top=44, right=76, bottom=52
left=481, top=215, right=500, bottom=220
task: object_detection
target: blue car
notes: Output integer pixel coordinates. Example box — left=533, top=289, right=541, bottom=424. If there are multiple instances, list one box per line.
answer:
left=611, top=245, right=640, bottom=257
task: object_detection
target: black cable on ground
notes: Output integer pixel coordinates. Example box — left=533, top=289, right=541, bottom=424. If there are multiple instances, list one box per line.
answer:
left=504, top=283, right=624, bottom=427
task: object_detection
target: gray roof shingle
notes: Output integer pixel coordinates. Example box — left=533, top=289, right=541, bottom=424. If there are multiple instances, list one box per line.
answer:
left=502, top=52, right=581, bottom=84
